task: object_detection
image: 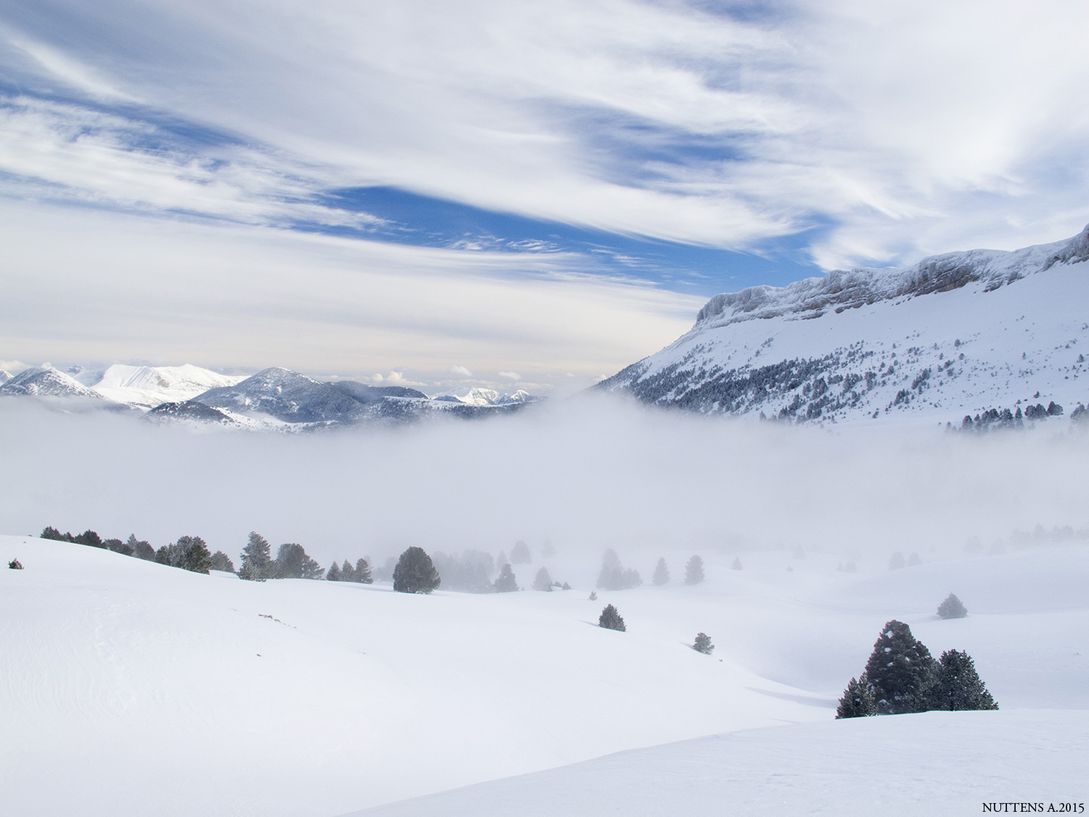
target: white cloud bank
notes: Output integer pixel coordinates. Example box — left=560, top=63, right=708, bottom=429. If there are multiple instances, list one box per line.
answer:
left=0, top=200, right=702, bottom=385
left=2, top=0, right=1088, bottom=267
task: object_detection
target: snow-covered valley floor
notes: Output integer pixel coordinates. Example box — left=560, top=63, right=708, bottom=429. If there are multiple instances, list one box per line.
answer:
left=2, top=535, right=1086, bottom=816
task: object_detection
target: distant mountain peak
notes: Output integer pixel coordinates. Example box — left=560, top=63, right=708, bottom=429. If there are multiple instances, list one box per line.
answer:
left=0, top=365, right=100, bottom=399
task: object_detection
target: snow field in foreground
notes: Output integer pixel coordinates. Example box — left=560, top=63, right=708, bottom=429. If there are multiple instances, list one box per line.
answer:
left=1, top=535, right=1086, bottom=816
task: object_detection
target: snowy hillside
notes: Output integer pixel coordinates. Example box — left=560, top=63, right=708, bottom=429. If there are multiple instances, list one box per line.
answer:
left=601, top=226, right=1089, bottom=426
left=2, top=534, right=1085, bottom=817
left=352, top=710, right=1088, bottom=817
left=91, top=363, right=246, bottom=409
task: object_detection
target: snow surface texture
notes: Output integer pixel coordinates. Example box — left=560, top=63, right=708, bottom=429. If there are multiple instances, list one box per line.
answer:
left=1, top=535, right=1085, bottom=817
left=350, top=711, right=1088, bottom=817
left=601, top=226, right=1089, bottom=426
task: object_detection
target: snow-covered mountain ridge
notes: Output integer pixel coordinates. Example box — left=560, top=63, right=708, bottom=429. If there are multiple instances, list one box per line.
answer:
left=601, top=225, right=1089, bottom=426
left=0, top=362, right=539, bottom=428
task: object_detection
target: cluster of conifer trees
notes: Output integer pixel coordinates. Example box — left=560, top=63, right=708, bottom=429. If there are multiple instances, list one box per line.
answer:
left=836, top=618, right=997, bottom=718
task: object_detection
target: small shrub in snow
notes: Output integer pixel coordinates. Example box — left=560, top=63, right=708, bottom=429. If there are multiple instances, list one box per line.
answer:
left=693, top=632, right=714, bottom=654
left=8, top=558, right=23, bottom=569
left=937, top=593, right=968, bottom=619
left=588, top=591, right=597, bottom=601
left=598, top=604, right=625, bottom=632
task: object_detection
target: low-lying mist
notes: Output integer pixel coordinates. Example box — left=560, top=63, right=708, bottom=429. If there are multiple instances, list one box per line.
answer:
left=1, top=395, right=1085, bottom=581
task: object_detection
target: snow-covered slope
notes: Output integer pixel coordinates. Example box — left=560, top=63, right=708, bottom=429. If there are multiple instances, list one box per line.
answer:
left=91, top=363, right=246, bottom=409
left=1, top=535, right=1085, bottom=817
left=352, top=710, right=1088, bottom=817
left=0, top=368, right=12, bottom=384
left=0, top=365, right=101, bottom=399
left=601, top=226, right=1089, bottom=426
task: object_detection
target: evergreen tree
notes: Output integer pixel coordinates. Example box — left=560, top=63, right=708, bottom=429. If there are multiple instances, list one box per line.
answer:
left=176, top=536, right=212, bottom=574
left=496, top=549, right=509, bottom=569
left=340, top=560, right=355, bottom=581
left=731, top=557, right=743, bottom=571
left=652, top=557, right=669, bottom=586
left=127, top=534, right=155, bottom=561
left=533, top=566, right=554, bottom=591
left=75, top=529, right=104, bottom=548
left=598, top=604, right=625, bottom=632
left=597, top=549, right=640, bottom=590
left=392, top=546, right=441, bottom=594
left=888, top=551, right=906, bottom=570
left=693, top=632, right=714, bottom=654
left=327, top=562, right=341, bottom=581
left=209, top=550, right=235, bottom=573
left=493, top=563, right=518, bottom=592
left=354, top=558, right=373, bottom=584
left=906, top=552, right=922, bottom=567
left=684, top=554, right=705, bottom=585
left=863, top=620, right=937, bottom=714
left=41, top=526, right=64, bottom=541
left=105, top=538, right=133, bottom=556
left=274, top=542, right=322, bottom=580
left=930, top=650, right=998, bottom=711
left=937, top=593, right=968, bottom=619
left=835, top=676, right=877, bottom=718
left=239, top=531, right=273, bottom=582
left=510, top=540, right=532, bottom=564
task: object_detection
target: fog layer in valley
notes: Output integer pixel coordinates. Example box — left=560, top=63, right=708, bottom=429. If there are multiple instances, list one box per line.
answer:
left=1, top=395, right=1084, bottom=579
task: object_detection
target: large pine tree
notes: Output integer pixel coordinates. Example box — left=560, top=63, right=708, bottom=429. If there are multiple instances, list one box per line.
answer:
left=652, top=557, right=669, bottom=586
left=533, top=566, right=554, bottom=591
left=239, top=531, right=273, bottom=581
left=493, top=563, right=518, bottom=592
left=684, top=554, right=705, bottom=585
left=354, top=558, right=373, bottom=584
left=862, top=620, right=937, bottom=714
left=393, top=546, right=441, bottom=594
left=930, top=650, right=998, bottom=711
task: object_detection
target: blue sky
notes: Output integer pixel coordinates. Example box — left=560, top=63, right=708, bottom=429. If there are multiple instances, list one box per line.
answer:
left=1, top=0, right=1088, bottom=392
